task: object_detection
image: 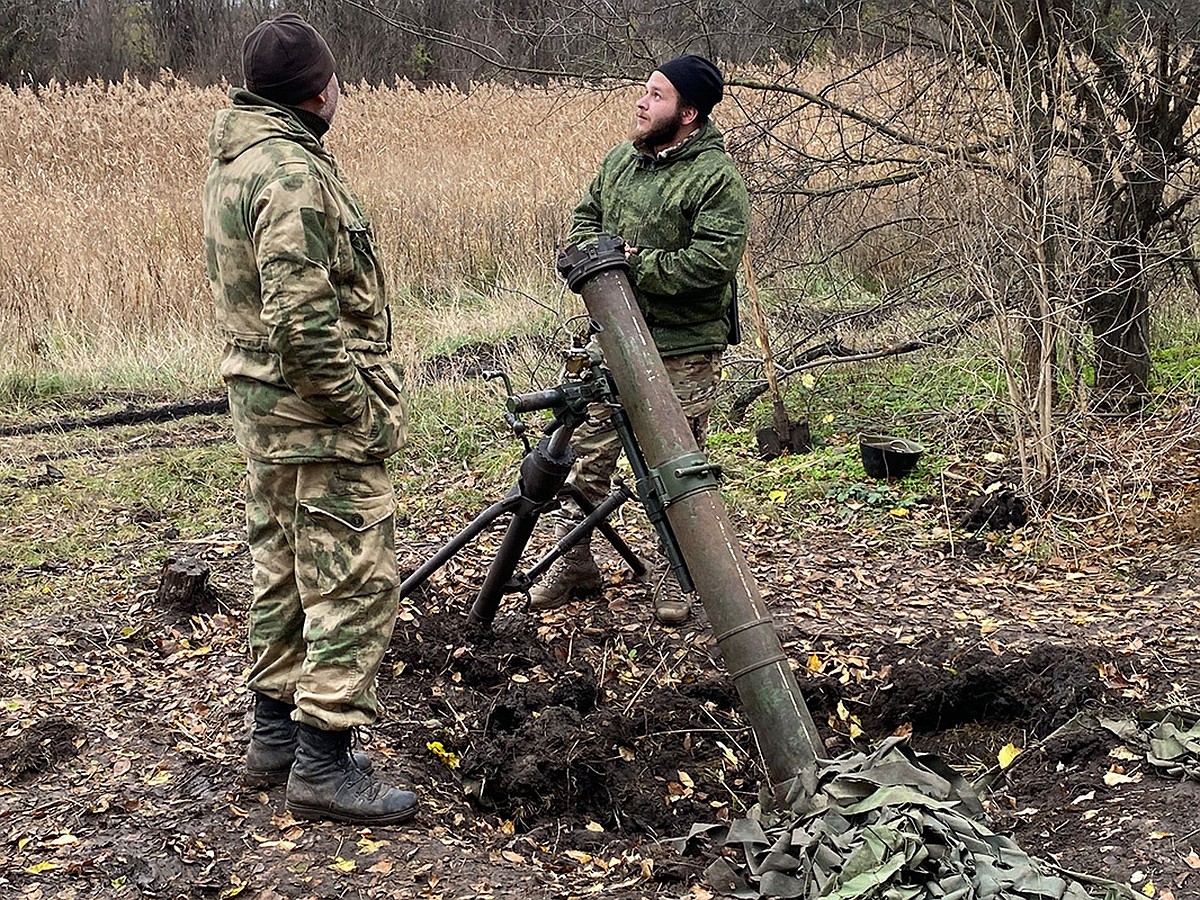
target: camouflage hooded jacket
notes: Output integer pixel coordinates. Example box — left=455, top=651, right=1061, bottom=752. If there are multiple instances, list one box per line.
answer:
left=568, top=122, right=749, bottom=357
left=203, top=89, right=406, bottom=464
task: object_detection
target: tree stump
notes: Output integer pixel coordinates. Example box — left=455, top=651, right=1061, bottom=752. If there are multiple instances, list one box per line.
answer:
left=155, top=555, right=214, bottom=614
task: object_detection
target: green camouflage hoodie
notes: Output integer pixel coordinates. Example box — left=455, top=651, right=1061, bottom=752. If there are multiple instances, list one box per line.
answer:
left=203, top=89, right=406, bottom=464
left=568, top=122, right=749, bottom=357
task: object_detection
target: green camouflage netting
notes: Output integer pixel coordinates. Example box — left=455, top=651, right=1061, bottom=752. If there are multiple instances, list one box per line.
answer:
left=681, top=737, right=1136, bottom=900
left=1098, top=708, right=1200, bottom=781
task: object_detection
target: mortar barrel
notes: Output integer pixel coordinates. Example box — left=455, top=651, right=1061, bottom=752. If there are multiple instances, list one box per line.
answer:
left=557, top=239, right=820, bottom=787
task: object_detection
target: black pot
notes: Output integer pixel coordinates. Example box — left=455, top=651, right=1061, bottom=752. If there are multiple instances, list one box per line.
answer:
left=858, top=433, right=924, bottom=479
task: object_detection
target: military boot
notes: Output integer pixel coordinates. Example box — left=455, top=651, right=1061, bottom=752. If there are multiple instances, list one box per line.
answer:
left=244, top=693, right=372, bottom=788
left=528, top=523, right=602, bottom=611
left=285, top=724, right=418, bottom=825
left=652, top=567, right=692, bottom=625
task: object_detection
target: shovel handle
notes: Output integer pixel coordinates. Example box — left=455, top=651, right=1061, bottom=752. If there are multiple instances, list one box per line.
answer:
left=742, top=249, right=789, bottom=436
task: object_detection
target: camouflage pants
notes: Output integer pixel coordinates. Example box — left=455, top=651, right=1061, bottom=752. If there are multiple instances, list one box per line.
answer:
left=244, top=458, right=399, bottom=731
left=567, top=350, right=721, bottom=507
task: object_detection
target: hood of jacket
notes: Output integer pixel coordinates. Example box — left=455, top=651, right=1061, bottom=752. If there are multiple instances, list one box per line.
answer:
left=207, top=89, right=328, bottom=164
left=635, top=121, right=727, bottom=168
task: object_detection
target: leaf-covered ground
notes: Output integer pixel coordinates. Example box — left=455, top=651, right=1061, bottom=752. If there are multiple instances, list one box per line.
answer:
left=1, top=400, right=1199, bottom=900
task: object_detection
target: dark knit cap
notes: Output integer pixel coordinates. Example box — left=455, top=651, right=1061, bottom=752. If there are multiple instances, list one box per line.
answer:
left=657, top=54, right=723, bottom=118
left=242, top=13, right=335, bottom=105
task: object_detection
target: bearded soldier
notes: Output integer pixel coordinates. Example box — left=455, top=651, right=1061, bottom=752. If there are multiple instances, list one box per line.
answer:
left=202, top=13, right=417, bottom=825
left=532, top=55, right=749, bottom=625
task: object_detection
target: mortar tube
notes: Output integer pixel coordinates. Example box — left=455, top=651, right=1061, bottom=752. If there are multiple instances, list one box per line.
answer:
left=557, top=239, right=821, bottom=790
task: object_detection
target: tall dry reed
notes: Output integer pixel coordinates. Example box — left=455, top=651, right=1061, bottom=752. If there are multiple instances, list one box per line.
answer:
left=0, top=75, right=639, bottom=390
left=0, top=63, right=955, bottom=392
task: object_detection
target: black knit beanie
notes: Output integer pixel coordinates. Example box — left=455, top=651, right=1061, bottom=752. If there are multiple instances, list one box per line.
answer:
left=242, top=13, right=335, bottom=105
left=657, top=55, right=723, bottom=118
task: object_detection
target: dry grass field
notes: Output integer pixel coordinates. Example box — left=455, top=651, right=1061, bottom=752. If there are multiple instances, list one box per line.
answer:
left=0, top=60, right=966, bottom=396
left=0, top=75, right=641, bottom=392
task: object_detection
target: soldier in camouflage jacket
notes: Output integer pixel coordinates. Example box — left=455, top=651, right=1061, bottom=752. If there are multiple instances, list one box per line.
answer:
left=530, top=55, right=750, bottom=625
left=202, top=13, right=417, bottom=826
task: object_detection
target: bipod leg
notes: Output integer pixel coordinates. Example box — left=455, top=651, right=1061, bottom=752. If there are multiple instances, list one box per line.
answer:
left=523, top=485, right=645, bottom=586
left=398, top=486, right=522, bottom=599
left=468, top=428, right=576, bottom=628
left=561, top=482, right=646, bottom=578
left=610, top=405, right=695, bottom=593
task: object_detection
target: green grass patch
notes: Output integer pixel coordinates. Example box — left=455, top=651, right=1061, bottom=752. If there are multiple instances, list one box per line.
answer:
left=0, top=438, right=243, bottom=615
left=708, top=427, right=936, bottom=530
left=1151, top=343, right=1200, bottom=392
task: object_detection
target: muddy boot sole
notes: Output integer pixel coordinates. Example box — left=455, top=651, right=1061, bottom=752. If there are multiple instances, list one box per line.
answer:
left=285, top=799, right=418, bottom=826
left=244, top=765, right=289, bottom=789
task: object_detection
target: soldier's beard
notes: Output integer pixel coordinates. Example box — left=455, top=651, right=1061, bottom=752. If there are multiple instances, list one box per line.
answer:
left=632, top=108, right=684, bottom=154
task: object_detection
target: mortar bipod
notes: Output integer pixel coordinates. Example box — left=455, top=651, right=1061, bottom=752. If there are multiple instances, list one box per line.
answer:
left=396, top=364, right=648, bottom=628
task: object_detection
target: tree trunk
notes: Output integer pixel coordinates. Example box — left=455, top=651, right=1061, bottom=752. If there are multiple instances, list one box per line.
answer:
left=1086, top=242, right=1151, bottom=411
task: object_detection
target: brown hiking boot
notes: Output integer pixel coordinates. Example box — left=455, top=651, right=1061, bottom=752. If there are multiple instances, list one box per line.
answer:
left=652, top=568, right=692, bottom=625
left=528, top=527, right=602, bottom=610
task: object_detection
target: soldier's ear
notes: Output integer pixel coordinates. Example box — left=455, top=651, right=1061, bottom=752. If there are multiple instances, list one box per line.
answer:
left=680, top=104, right=698, bottom=126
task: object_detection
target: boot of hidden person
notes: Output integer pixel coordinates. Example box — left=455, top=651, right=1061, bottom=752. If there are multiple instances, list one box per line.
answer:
left=651, top=566, right=692, bottom=625
left=527, top=521, right=604, bottom=610
left=244, top=693, right=373, bottom=788
left=285, top=724, right=418, bottom=825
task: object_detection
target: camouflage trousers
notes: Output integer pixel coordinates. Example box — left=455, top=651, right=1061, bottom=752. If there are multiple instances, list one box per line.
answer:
left=243, top=458, right=399, bottom=731
left=567, top=350, right=721, bottom=508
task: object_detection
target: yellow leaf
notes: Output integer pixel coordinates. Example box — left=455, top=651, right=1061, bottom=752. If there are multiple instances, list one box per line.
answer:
left=565, top=850, right=593, bottom=864
left=330, top=857, right=356, bottom=873
left=768, top=489, right=787, bottom=504
left=998, top=743, right=1022, bottom=769
left=146, top=769, right=172, bottom=785
left=26, top=860, right=60, bottom=873
left=585, top=821, right=604, bottom=832
left=806, top=653, right=823, bottom=673
left=357, top=837, right=387, bottom=855
left=821, top=414, right=834, bottom=424
left=426, top=741, right=460, bottom=769
left=836, top=700, right=850, bottom=721
left=887, top=507, right=910, bottom=517
left=1141, top=880, right=1154, bottom=897
left=800, top=373, right=816, bottom=389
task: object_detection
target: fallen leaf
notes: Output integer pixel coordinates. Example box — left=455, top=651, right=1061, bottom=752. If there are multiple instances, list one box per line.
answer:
left=997, top=742, right=1022, bottom=770
left=357, top=837, right=387, bottom=854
